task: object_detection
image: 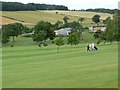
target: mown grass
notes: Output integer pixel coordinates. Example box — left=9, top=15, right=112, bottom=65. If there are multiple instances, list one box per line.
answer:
left=2, top=42, right=118, bottom=88
left=0, top=47, right=2, bottom=89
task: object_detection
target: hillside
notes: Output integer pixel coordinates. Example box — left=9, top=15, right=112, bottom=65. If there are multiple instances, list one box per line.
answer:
left=42, top=10, right=112, bottom=19
left=2, top=10, right=112, bottom=27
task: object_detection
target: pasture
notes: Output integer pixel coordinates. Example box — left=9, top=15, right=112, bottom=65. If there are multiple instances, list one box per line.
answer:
left=2, top=40, right=118, bottom=88
left=2, top=10, right=112, bottom=27
left=42, top=10, right=112, bottom=19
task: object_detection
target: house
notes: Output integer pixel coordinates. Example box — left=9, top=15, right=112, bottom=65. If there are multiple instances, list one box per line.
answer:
left=54, top=28, right=72, bottom=36
left=89, top=26, right=106, bottom=32
left=21, top=31, right=34, bottom=37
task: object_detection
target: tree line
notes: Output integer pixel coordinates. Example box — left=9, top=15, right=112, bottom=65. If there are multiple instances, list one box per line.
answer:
left=81, top=8, right=118, bottom=14
left=1, top=2, right=68, bottom=11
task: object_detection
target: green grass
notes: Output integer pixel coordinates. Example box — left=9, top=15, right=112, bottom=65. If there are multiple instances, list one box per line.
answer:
left=2, top=42, right=118, bottom=88
left=81, top=32, right=94, bottom=40
left=0, top=47, right=2, bottom=89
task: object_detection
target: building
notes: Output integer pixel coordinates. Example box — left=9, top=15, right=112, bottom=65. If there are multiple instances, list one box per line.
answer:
left=54, top=28, right=72, bottom=36
left=89, top=26, right=106, bottom=32
left=21, top=31, right=34, bottom=37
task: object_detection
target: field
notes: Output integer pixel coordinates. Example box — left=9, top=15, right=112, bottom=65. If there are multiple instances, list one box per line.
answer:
left=1, top=10, right=112, bottom=27
left=2, top=39, right=118, bottom=88
left=1, top=10, right=118, bottom=88
left=0, top=17, right=34, bottom=26
left=42, top=10, right=112, bottom=19
left=0, top=47, right=1, bottom=90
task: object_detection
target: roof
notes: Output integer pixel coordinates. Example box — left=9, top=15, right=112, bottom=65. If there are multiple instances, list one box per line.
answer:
left=93, top=26, right=106, bottom=28
left=54, top=27, right=72, bottom=36
left=55, top=27, right=72, bottom=32
left=89, top=26, right=106, bottom=32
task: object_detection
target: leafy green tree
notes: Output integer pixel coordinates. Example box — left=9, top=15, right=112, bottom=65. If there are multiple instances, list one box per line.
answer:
left=78, top=18, right=85, bottom=24
left=68, top=32, right=79, bottom=49
left=34, top=21, right=55, bottom=41
left=55, top=37, right=64, bottom=53
left=112, top=14, right=119, bottom=41
left=94, top=13, right=119, bottom=45
left=63, top=16, right=69, bottom=23
left=94, top=30, right=107, bottom=45
left=103, top=17, right=111, bottom=25
left=33, top=30, right=46, bottom=47
left=93, top=30, right=102, bottom=39
left=54, top=20, right=63, bottom=29
left=8, top=23, right=24, bottom=47
left=22, top=26, right=33, bottom=33
left=2, top=23, right=24, bottom=47
left=2, top=25, right=10, bottom=44
left=92, top=15, right=100, bottom=26
left=105, top=19, right=116, bottom=44
left=62, top=21, right=83, bottom=39
left=62, top=21, right=83, bottom=32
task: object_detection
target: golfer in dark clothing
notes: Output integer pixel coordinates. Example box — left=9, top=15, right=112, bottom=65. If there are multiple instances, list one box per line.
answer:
left=87, top=44, right=90, bottom=51
left=94, top=46, right=98, bottom=50
left=87, top=44, right=98, bottom=51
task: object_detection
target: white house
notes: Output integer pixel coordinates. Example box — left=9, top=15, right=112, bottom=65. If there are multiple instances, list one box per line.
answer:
left=89, top=26, right=106, bottom=32
left=54, top=28, right=72, bottom=36
left=21, top=31, right=34, bottom=37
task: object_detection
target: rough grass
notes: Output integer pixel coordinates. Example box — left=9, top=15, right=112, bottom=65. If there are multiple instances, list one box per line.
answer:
left=2, top=11, right=80, bottom=24
left=2, top=42, right=118, bottom=88
left=2, top=10, right=112, bottom=28
left=42, top=10, right=112, bottom=20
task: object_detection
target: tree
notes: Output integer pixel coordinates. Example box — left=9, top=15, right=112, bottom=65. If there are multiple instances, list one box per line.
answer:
left=78, top=18, right=85, bottom=24
left=112, top=14, right=119, bottom=41
left=62, top=21, right=83, bottom=31
left=8, top=23, right=24, bottom=47
left=2, top=23, right=24, bottom=47
left=94, top=13, right=119, bottom=45
left=93, top=30, right=107, bottom=45
left=22, top=26, right=33, bottom=33
left=103, top=17, right=111, bottom=25
left=105, top=19, right=116, bottom=44
left=92, top=15, right=100, bottom=26
left=2, top=25, right=10, bottom=44
left=2, top=2, right=68, bottom=11
left=55, top=37, right=64, bottom=53
left=33, top=30, right=46, bottom=47
left=62, top=21, right=83, bottom=39
left=33, top=21, right=55, bottom=47
left=63, top=16, right=69, bottom=23
left=53, top=20, right=63, bottom=30
left=85, top=8, right=118, bottom=14
left=34, top=21, right=55, bottom=40
left=68, top=32, right=79, bottom=50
